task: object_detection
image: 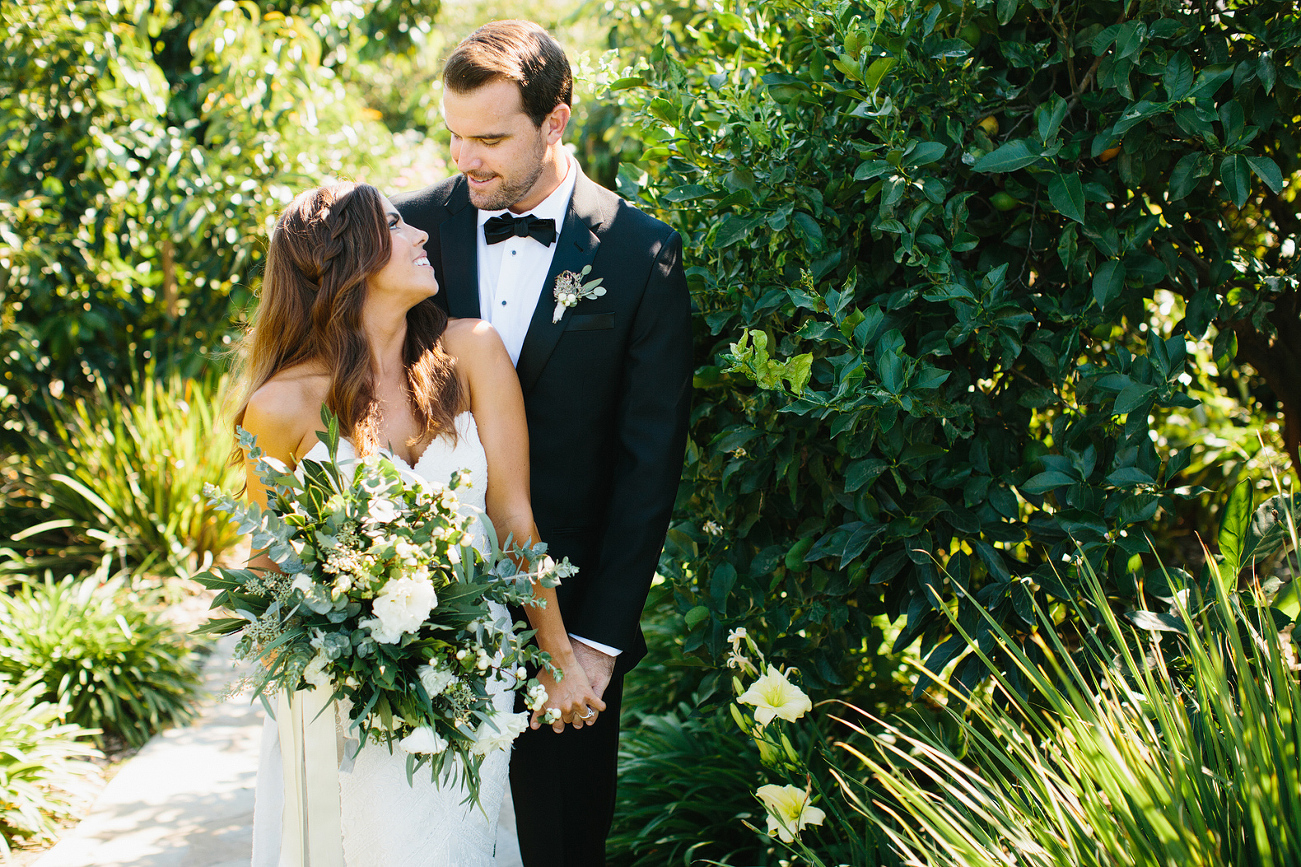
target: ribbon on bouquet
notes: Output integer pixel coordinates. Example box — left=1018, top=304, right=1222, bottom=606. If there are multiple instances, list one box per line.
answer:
left=276, top=685, right=345, bottom=867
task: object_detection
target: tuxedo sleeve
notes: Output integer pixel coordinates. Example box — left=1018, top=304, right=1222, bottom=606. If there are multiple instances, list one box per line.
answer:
left=570, top=230, right=692, bottom=652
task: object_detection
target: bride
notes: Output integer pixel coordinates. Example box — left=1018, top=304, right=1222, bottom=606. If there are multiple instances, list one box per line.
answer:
left=230, top=181, right=604, bottom=865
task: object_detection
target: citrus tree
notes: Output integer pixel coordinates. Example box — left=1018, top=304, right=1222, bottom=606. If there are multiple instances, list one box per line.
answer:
left=624, top=0, right=1301, bottom=692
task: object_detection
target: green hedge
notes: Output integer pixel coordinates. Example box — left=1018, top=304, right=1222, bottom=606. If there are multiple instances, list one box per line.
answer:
left=626, top=0, right=1301, bottom=692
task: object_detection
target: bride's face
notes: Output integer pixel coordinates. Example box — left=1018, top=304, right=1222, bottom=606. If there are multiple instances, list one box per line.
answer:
left=365, top=196, right=438, bottom=307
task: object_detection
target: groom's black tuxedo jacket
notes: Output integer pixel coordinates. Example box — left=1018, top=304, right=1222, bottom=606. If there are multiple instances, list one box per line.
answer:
left=394, top=171, right=691, bottom=664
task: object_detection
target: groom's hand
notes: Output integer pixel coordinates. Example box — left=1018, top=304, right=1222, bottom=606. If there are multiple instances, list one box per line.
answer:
left=571, top=642, right=616, bottom=701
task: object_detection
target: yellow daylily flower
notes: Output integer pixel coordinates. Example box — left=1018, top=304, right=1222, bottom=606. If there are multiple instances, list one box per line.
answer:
left=738, top=665, right=812, bottom=725
left=756, top=783, right=826, bottom=842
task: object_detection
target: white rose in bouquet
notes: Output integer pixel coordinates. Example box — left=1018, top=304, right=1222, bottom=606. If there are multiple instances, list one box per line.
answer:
left=471, top=712, right=529, bottom=755
left=399, top=726, right=448, bottom=755
left=361, top=574, right=438, bottom=644
left=418, top=662, right=455, bottom=698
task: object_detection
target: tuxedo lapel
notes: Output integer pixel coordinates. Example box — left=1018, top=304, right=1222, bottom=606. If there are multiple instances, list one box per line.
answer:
left=438, top=188, right=481, bottom=319
left=514, top=175, right=604, bottom=394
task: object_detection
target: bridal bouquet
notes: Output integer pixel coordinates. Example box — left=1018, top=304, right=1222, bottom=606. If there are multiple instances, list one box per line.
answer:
left=196, top=411, right=567, bottom=805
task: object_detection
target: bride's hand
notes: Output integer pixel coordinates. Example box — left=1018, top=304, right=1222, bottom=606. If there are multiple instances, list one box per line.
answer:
left=530, top=655, right=606, bottom=734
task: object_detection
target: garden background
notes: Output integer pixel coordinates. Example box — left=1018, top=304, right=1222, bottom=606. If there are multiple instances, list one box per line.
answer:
left=3, top=0, right=1300, bottom=863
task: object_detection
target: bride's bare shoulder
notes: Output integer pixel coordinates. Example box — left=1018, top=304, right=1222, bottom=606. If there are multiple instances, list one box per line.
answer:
left=243, top=363, right=329, bottom=459
left=440, top=318, right=508, bottom=366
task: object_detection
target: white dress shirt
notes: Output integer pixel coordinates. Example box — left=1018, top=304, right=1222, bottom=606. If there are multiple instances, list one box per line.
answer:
left=474, top=156, right=620, bottom=659
left=475, top=156, right=578, bottom=366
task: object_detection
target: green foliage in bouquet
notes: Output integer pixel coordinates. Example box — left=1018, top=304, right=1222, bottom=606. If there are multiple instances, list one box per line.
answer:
left=0, top=676, right=102, bottom=856
left=0, top=573, right=203, bottom=749
left=624, top=0, right=1301, bottom=692
left=197, top=409, right=567, bottom=804
left=2, top=367, right=242, bottom=579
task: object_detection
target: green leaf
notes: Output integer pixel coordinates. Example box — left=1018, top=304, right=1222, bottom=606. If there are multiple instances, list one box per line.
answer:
left=1245, top=155, right=1284, bottom=194
left=607, top=76, right=646, bottom=91
left=1036, top=96, right=1069, bottom=143
left=862, top=57, right=896, bottom=93
left=972, top=139, right=1041, bottom=173
left=1168, top=152, right=1211, bottom=200
left=996, top=0, right=1017, bottom=25
left=1092, top=260, right=1126, bottom=310
left=783, top=353, right=813, bottom=393
left=662, top=184, right=714, bottom=203
left=1191, top=64, right=1234, bottom=99
left=1274, top=581, right=1301, bottom=622
left=1219, top=154, right=1251, bottom=207
left=1163, top=51, right=1194, bottom=100
left=1021, top=471, right=1075, bottom=495
left=1124, top=609, right=1188, bottom=635
left=713, top=214, right=762, bottom=248
left=1113, top=382, right=1154, bottom=415
left=1218, top=480, right=1253, bottom=580
left=1105, top=467, right=1154, bottom=487
left=1047, top=173, right=1085, bottom=223
left=906, top=141, right=947, bottom=167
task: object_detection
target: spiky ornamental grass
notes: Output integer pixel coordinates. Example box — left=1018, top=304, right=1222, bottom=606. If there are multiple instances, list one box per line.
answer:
left=0, top=573, right=202, bottom=749
left=0, top=676, right=102, bottom=856
left=4, top=366, right=241, bottom=580
left=848, top=552, right=1300, bottom=867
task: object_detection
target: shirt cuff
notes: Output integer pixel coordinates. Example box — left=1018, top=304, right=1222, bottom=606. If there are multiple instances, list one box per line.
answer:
left=568, top=633, right=622, bottom=657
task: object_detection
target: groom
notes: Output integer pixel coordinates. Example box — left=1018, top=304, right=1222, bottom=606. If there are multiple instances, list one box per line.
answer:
left=393, top=20, right=692, bottom=866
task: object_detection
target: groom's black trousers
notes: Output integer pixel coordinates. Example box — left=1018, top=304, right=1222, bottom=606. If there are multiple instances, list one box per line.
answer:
left=509, top=665, right=627, bottom=867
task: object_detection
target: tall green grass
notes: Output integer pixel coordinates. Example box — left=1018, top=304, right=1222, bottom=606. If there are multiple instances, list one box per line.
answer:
left=3, top=367, right=241, bottom=579
left=847, top=557, right=1300, bottom=867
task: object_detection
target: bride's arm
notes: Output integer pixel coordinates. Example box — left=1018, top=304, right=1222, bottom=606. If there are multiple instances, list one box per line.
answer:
left=240, top=380, right=316, bottom=571
left=446, top=319, right=606, bottom=732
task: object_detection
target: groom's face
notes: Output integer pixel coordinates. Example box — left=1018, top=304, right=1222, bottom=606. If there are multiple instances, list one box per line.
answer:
left=443, top=78, right=549, bottom=213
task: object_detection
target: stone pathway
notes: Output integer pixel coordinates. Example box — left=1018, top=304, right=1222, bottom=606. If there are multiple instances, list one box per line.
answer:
left=34, top=636, right=260, bottom=867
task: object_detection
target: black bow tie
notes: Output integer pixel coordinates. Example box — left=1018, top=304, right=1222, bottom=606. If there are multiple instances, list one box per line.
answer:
left=483, top=213, right=557, bottom=247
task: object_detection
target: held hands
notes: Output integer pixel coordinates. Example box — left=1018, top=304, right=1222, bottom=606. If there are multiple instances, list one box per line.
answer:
left=530, top=651, right=606, bottom=734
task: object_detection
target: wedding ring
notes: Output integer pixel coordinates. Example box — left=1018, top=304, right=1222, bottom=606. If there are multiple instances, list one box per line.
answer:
left=578, top=708, right=595, bottom=720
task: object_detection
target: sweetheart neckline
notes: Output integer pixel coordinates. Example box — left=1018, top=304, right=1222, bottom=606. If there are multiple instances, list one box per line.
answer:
left=303, top=412, right=477, bottom=476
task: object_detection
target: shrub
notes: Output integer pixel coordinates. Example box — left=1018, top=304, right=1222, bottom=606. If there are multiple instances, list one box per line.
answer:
left=0, top=574, right=203, bottom=749
left=3, top=367, right=242, bottom=579
left=609, top=708, right=779, bottom=866
left=0, top=676, right=101, bottom=856
left=623, top=0, right=1301, bottom=692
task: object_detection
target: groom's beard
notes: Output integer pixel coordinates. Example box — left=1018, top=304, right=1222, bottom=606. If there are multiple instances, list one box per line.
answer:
left=465, top=138, right=546, bottom=211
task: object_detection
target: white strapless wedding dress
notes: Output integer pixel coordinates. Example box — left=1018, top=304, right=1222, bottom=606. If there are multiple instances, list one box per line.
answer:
left=250, top=412, right=516, bottom=867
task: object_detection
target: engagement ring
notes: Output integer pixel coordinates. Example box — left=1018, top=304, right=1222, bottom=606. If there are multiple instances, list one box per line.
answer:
left=578, top=708, right=595, bottom=720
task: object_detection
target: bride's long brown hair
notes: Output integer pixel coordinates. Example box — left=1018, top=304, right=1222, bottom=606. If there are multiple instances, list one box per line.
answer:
left=230, top=182, right=461, bottom=459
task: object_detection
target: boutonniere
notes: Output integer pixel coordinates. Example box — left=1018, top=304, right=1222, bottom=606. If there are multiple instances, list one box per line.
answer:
left=551, top=265, right=606, bottom=323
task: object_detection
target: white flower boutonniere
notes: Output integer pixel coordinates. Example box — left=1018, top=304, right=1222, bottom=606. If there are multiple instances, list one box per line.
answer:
left=551, top=265, right=606, bottom=323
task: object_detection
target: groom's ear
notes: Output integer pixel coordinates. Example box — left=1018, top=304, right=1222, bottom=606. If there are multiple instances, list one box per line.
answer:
left=543, top=103, right=571, bottom=145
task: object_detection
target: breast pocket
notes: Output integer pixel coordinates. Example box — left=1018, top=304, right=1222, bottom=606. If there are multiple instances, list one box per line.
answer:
left=565, top=313, right=615, bottom=332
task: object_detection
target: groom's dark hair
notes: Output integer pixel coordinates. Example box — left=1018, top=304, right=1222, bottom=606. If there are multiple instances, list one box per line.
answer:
left=442, top=20, right=572, bottom=127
